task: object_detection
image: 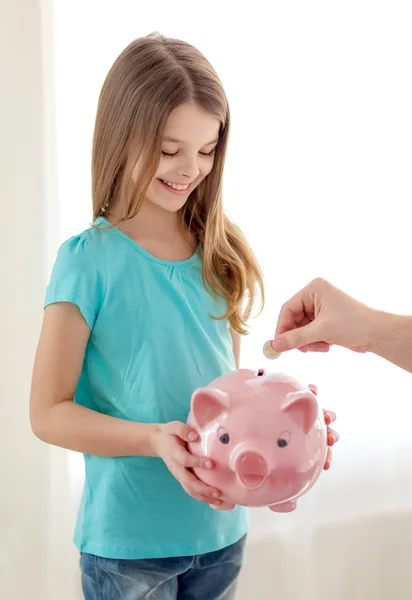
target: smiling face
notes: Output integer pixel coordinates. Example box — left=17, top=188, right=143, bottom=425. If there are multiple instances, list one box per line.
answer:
left=132, top=102, right=221, bottom=214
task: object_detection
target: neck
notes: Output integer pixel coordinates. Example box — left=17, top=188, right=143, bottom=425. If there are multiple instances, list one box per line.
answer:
left=109, top=199, right=184, bottom=240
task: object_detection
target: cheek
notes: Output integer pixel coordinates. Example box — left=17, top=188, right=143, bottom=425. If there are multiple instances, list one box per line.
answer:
left=276, top=437, right=304, bottom=466
left=201, top=158, right=215, bottom=178
left=154, top=159, right=169, bottom=180
left=208, top=439, right=232, bottom=464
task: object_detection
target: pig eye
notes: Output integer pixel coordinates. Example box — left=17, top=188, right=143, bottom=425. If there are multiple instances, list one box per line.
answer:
left=218, top=428, right=230, bottom=444
left=277, top=431, right=291, bottom=448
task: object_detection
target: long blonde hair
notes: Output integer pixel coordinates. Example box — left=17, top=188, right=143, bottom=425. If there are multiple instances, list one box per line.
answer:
left=92, top=33, right=264, bottom=334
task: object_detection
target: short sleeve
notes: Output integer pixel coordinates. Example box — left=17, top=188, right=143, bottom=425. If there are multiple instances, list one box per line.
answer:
left=44, top=234, right=105, bottom=329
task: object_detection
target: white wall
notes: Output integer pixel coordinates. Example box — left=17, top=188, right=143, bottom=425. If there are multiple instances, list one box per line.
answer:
left=0, top=1, right=65, bottom=598
left=0, top=0, right=49, bottom=597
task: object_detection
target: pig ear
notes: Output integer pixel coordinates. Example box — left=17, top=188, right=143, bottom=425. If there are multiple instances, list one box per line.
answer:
left=191, top=388, right=230, bottom=428
left=281, top=391, right=318, bottom=434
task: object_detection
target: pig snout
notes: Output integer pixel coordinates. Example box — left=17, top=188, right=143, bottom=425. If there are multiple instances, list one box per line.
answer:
left=233, top=451, right=269, bottom=490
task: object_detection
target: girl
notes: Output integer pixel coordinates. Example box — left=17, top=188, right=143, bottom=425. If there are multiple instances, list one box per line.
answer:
left=30, top=33, right=338, bottom=600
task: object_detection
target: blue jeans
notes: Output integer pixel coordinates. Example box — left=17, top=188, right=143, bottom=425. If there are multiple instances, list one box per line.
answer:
left=80, top=534, right=246, bottom=600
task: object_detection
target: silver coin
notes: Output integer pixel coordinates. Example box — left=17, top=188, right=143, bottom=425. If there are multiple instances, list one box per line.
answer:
left=263, top=340, right=281, bottom=360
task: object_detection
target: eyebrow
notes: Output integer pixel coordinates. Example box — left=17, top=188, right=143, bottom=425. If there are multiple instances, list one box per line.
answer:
left=163, top=136, right=219, bottom=146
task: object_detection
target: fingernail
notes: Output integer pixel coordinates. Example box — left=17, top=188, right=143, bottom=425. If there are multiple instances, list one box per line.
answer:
left=204, top=460, right=214, bottom=469
left=188, top=431, right=198, bottom=441
left=272, top=338, right=287, bottom=352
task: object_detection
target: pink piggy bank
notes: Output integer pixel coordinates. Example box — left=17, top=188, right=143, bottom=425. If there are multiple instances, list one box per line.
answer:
left=187, top=369, right=327, bottom=513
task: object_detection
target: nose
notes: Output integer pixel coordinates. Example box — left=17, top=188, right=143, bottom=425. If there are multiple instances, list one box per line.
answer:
left=234, top=451, right=269, bottom=490
left=177, top=157, right=200, bottom=181
left=235, top=451, right=269, bottom=476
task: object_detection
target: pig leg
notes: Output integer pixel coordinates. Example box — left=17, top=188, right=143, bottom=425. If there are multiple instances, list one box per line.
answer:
left=210, top=502, right=236, bottom=511
left=268, top=501, right=297, bottom=513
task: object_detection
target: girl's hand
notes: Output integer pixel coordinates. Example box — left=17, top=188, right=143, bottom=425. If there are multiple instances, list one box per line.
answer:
left=323, top=409, right=339, bottom=470
left=152, top=421, right=223, bottom=506
left=308, top=385, right=339, bottom=471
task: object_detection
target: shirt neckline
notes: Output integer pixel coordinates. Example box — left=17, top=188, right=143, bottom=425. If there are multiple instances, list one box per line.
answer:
left=95, top=216, right=200, bottom=267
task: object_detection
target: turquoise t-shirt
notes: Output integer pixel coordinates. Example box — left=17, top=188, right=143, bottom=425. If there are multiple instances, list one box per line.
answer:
left=44, top=216, right=248, bottom=559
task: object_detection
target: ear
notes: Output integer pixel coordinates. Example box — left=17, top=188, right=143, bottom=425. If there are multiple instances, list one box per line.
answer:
left=281, top=390, right=318, bottom=434
left=190, top=388, right=230, bottom=428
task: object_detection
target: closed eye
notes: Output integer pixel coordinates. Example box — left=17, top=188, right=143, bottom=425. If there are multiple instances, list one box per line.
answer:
left=199, top=149, right=216, bottom=157
left=161, top=149, right=216, bottom=158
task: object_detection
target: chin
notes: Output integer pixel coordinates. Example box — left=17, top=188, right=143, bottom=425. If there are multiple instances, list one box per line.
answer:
left=147, top=187, right=198, bottom=214
left=151, top=198, right=188, bottom=213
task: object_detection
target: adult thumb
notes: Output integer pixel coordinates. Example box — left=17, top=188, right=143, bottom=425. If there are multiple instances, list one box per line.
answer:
left=273, top=321, right=323, bottom=352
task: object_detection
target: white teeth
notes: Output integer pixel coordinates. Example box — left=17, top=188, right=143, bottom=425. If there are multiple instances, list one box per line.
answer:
left=162, top=180, right=190, bottom=191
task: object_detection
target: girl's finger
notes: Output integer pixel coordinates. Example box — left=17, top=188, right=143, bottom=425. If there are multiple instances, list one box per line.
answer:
left=323, top=409, right=337, bottom=425
left=173, top=446, right=214, bottom=470
left=324, top=448, right=332, bottom=470
left=327, top=427, right=339, bottom=446
left=176, top=465, right=221, bottom=500
left=169, top=421, right=199, bottom=442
